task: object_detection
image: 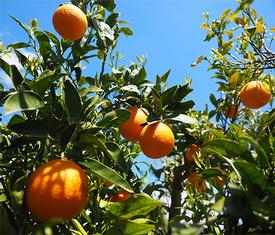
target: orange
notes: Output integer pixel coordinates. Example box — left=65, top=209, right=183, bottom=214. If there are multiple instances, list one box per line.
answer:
left=25, top=159, right=89, bottom=221
left=110, top=191, right=132, bottom=202
left=223, top=105, right=240, bottom=118
left=104, top=180, right=113, bottom=187
left=239, top=81, right=271, bottom=109
left=119, top=107, right=147, bottom=142
left=187, top=172, right=206, bottom=193
left=214, top=176, right=226, bottom=187
left=52, top=4, right=88, bottom=41
left=185, top=144, right=200, bottom=161
left=139, top=121, right=174, bottom=159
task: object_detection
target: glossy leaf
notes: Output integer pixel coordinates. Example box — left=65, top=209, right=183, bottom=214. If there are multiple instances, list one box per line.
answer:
left=4, top=91, right=44, bottom=115
left=97, top=109, right=130, bottom=128
left=108, top=194, right=162, bottom=219
left=0, top=58, right=24, bottom=89
left=105, top=220, right=155, bottom=235
left=234, top=161, right=266, bottom=189
left=63, top=79, right=82, bottom=123
left=80, top=159, right=133, bottom=192
left=202, top=138, right=254, bottom=163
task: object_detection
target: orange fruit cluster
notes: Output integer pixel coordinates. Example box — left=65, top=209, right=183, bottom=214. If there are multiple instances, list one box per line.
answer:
left=119, top=107, right=175, bottom=159
left=239, top=81, right=271, bottom=109
left=25, top=159, right=89, bottom=222
left=53, top=4, right=88, bottom=41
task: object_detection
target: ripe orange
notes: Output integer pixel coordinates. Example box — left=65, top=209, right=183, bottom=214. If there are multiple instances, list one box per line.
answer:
left=139, top=121, right=174, bottom=159
left=52, top=4, right=88, bottom=41
left=185, top=144, right=200, bottom=161
left=25, top=159, right=89, bottom=221
left=223, top=105, right=240, bottom=119
left=214, top=176, right=226, bottom=187
left=110, top=191, right=132, bottom=202
left=239, top=81, right=271, bottom=109
left=187, top=172, right=206, bottom=193
left=119, top=107, right=147, bottom=142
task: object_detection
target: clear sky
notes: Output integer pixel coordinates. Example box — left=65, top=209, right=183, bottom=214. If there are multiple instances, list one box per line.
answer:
left=1, top=0, right=275, bottom=179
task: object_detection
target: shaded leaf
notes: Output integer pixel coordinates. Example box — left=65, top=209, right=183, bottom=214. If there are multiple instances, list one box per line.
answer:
left=80, top=159, right=133, bottom=192
left=108, top=194, right=162, bottom=219
left=63, top=79, right=82, bottom=123
left=4, top=91, right=44, bottom=115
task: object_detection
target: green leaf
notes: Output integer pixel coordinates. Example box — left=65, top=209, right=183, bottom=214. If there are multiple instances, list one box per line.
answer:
left=221, top=8, right=230, bottom=22
left=0, top=193, right=7, bottom=202
left=8, top=119, right=49, bottom=138
left=4, top=91, right=44, bottom=115
left=108, top=194, right=162, bottom=219
left=61, top=124, right=76, bottom=149
left=105, top=142, right=128, bottom=172
left=191, top=55, right=205, bottom=67
left=63, top=79, right=82, bottom=123
left=97, top=109, right=131, bottom=128
left=80, top=159, right=133, bottom=192
left=239, top=136, right=269, bottom=169
left=9, top=16, right=33, bottom=39
left=202, top=138, right=254, bottom=163
left=168, top=114, right=198, bottom=125
left=120, top=27, right=133, bottom=37
left=0, top=58, right=24, bottom=89
left=106, top=13, right=119, bottom=28
left=96, top=0, right=116, bottom=11
left=71, top=219, right=88, bottom=235
left=30, top=70, right=63, bottom=94
left=234, top=161, right=266, bottom=189
left=211, top=197, right=225, bottom=213
left=201, top=168, right=225, bottom=181
left=7, top=42, right=30, bottom=49
left=156, top=69, right=171, bottom=84
left=105, top=220, right=155, bottom=235
left=219, top=40, right=233, bottom=55
left=34, top=31, right=52, bottom=60
left=79, top=86, right=103, bottom=97
left=134, top=67, right=146, bottom=84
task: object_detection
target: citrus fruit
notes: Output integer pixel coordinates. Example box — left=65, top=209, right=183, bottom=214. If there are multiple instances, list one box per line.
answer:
left=119, top=107, right=147, bottom=142
left=139, top=121, right=174, bottom=159
left=224, top=105, right=240, bottom=118
left=187, top=172, right=206, bottom=193
left=110, top=191, right=132, bottom=202
left=214, top=176, right=226, bottom=187
left=239, top=81, right=271, bottom=109
left=52, top=4, right=88, bottom=41
left=185, top=144, right=200, bottom=161
left=25, top=159, right=89, bottom=221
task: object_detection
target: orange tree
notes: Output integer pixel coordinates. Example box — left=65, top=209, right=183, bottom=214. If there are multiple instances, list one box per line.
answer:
left=0, top=0, right=274, bottom=235
left=147, top=0, right=275, bottom=234
left=0, top=0, right=195, bottom=234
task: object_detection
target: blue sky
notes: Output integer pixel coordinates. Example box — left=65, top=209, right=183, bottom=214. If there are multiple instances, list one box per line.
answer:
left=1, top=0, right=275, bottom=179
left=1, top=0, right=275, bottom=110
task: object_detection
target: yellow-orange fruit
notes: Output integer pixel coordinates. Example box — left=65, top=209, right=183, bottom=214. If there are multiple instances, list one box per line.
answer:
left=239, top=81, right=271, bottom=109
left=104, top=180, right=113, bottom=187
left=139, top=121, right=174, bottom=159
left=110, top=191, right=132, bottom=202
left=119, top=107, right=147, bottom=142
left=25, top=159, right=89, bottom=221
left=188, top=172, right=206, bottom=193
left=185, top=144, right=200, bottom=161
left=52, top=4, right=88, bottom=41
left=214, top=176, right=226, bottom=187
left=224, top=105, right=240, bottom=119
